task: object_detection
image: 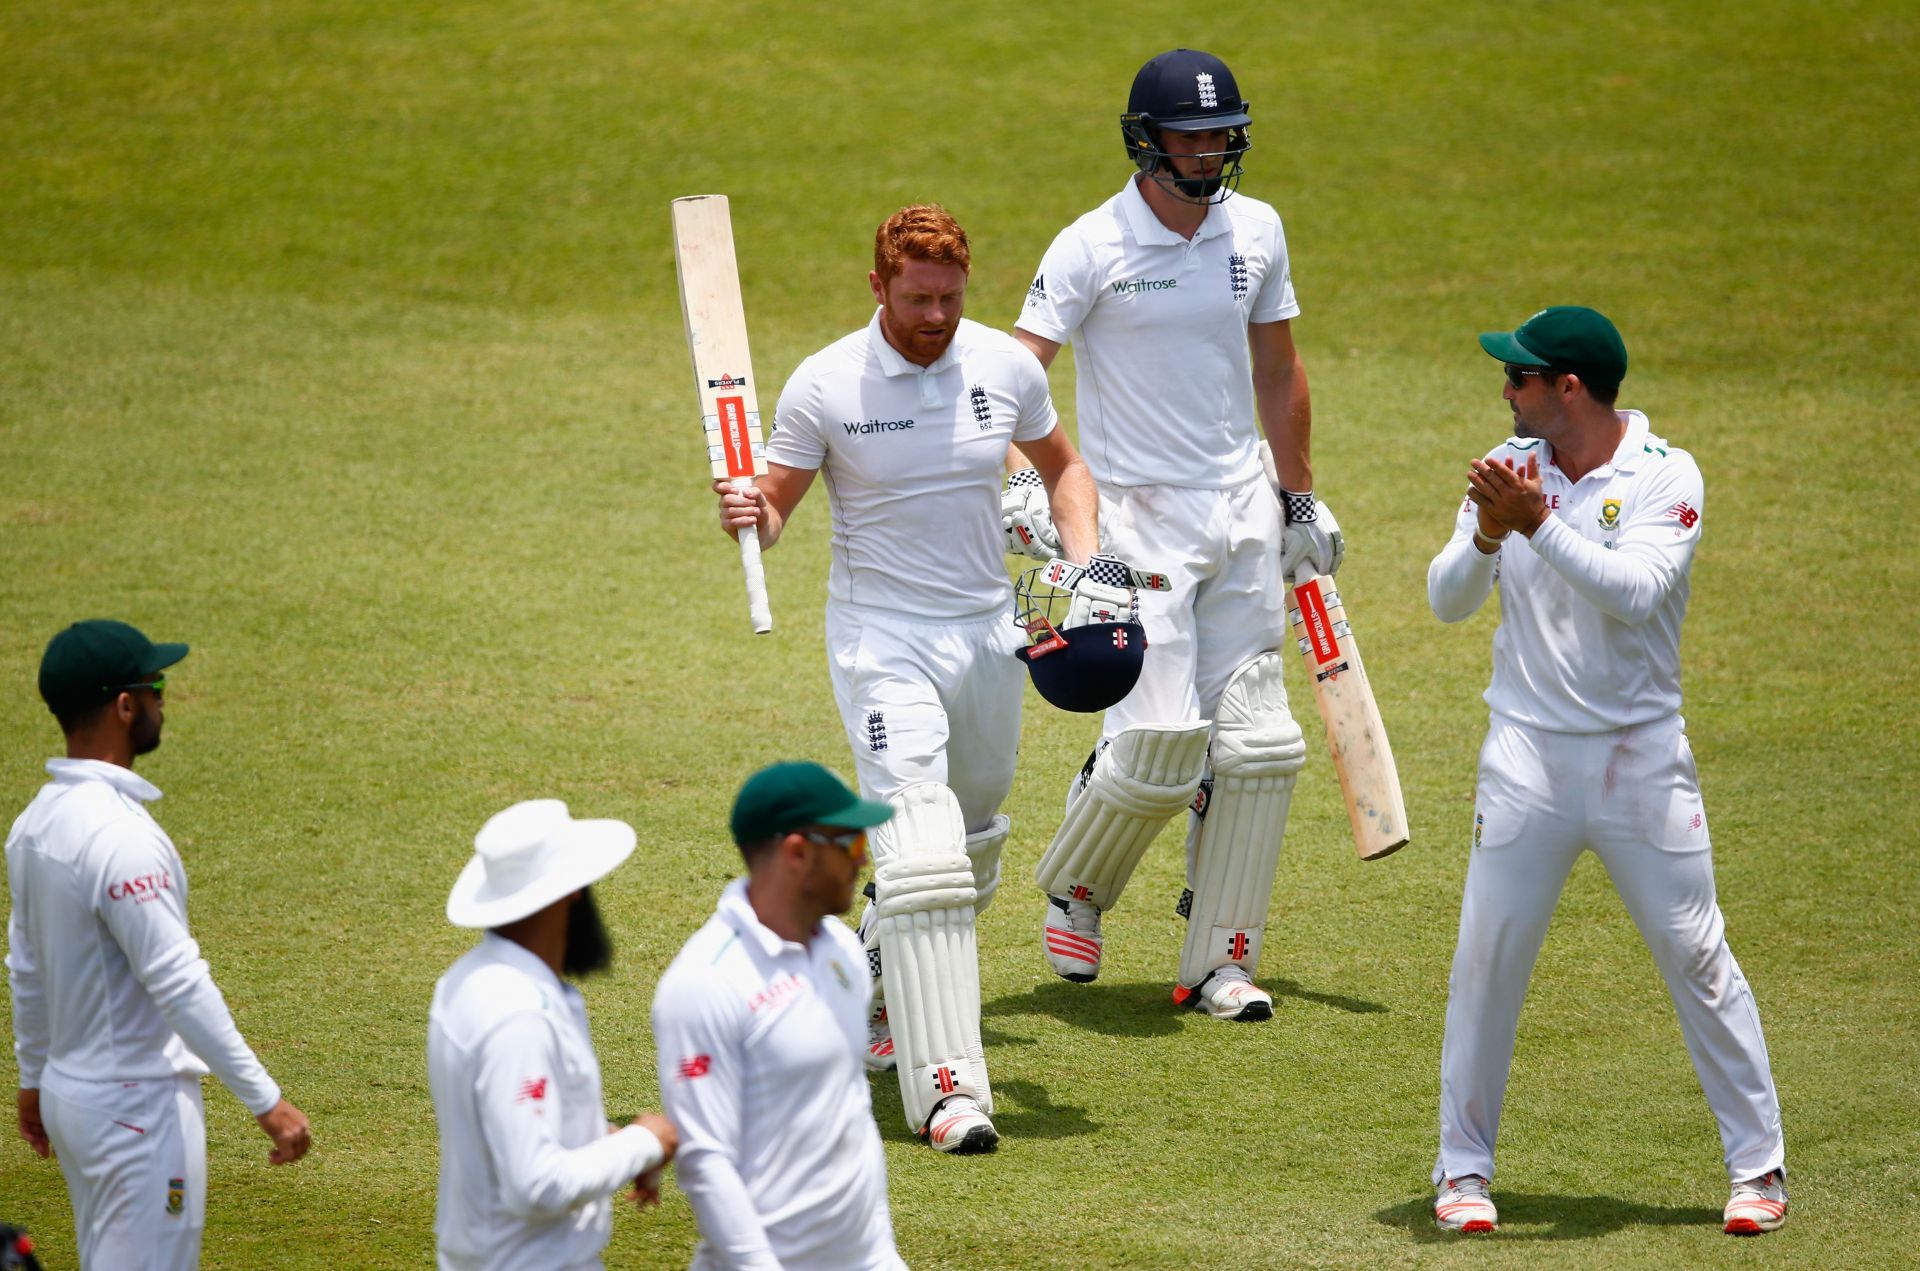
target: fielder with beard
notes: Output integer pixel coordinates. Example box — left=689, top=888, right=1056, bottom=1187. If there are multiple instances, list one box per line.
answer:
left=712, top=205, right=1108, bottom=1153
left=7, top=620, right=312, bottom=1270
left=429, top=801, right=678, bottom=1270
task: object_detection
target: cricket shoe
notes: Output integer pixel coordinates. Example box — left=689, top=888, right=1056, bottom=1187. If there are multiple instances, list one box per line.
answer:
left=1723, top=1169, right=1787, bottom=1235
left=1043, top=894, right=1103, bottom=982
left=1172, top=965, right=1273, bottom=1021
left=864, top=1003, right=896, bottom=1073
left=923, top=1095, right=998, bottom=1154
left=1434, top=1174, right=1498, bottom=1233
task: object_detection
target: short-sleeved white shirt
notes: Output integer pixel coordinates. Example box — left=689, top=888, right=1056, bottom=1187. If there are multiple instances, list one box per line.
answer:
left=1427, top=411, right=1705, bottom=732
left=1017, top=178, right=1299, bottom=488
left=766, top=312, right=1059, bottom=619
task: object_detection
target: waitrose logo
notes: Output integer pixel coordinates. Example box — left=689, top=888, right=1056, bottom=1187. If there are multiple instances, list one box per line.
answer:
left=1113, top=277, right=1178, bottom=294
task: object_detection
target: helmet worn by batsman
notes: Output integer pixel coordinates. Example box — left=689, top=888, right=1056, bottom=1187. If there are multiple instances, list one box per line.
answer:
left=1013, top=560, right=1149, bottom=713
left=1121, top=48, right=1252, bottom=204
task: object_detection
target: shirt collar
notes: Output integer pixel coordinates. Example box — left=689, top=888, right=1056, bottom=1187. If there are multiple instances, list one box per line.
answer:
left=1605, top=410, right=1651, bottom=473
left=866, top=308, right=960, bottom=379
left=45, top=757, right=161, bottom=803
left=1118, top=175, right=1231, bottom=247
left=1563, top=410, right=1650, bottom=481
left=718, top=876, right=815, bottom=957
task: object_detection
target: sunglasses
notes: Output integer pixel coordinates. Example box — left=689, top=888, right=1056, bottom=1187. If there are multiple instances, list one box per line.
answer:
left=1504, top=364, right=1556, bottom=390
left=107, top=675, right=166, bottom=696
left=799, top=828, right=868, bottom=862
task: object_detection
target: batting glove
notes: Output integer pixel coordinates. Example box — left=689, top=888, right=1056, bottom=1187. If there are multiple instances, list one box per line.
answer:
left=1280, top=493, right=1345, bottom=582
left=1066, top=554, right=1138, bottom=627
left=1001, top=467, right=1061, bottom=561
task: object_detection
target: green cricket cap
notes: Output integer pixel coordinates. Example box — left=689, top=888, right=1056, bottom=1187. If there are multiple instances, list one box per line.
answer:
left=1479, top=305, right=1628, bottom=392
left=730, top=762, right=894, bottom=845
left=38, top=619, right=189, bottom=716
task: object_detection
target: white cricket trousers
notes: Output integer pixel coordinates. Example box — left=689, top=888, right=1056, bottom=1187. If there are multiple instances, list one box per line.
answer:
left=40, top=1070, right=206, bottom=1270
left=826, top=602, right=1026, bottom=831
left=1434, top=713, right=1786, bottom=1185
left=1094, top=476, right=1291, bottom=739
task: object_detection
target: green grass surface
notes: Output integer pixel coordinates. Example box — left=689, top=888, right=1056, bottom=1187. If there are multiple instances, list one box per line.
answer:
left=3, top=1, right=1916, bottom=1266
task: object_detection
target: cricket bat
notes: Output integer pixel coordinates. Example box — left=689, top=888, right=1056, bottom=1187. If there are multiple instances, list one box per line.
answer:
left=1288, top=568, right=1409, bottom=860
left=671, top=194, right=772, bottom=634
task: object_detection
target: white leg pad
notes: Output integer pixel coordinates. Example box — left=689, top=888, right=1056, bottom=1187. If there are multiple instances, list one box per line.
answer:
left=871, top=782, right=992, bottom=1130
left=1178, top=653, right=1306, bottom=991
left=1032, top=722, right=1212, bottom=911
left=965, top=815, right=1010, bottom=914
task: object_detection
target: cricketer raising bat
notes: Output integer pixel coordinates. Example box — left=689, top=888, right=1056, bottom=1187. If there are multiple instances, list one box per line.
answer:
left=1288, top=568, right=1410, bottom=860
left=671, top=194, right=772, bottom=634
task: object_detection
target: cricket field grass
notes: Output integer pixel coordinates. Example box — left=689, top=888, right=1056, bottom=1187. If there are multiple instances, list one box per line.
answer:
left=3, top=1, right=1916, bottom=1266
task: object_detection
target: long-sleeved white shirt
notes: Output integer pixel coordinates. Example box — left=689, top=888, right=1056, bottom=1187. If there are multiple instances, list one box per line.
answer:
left=1428, top=410, right=1704, bottom=732
left=652, top=879, right=900, bottom=1271
left=6, top=758, right=280, bottom=1112
left=429, top=933, right=665, bottom=1271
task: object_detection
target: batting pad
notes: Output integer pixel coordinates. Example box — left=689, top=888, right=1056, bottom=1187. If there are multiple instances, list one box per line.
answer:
left=1179, top=653, right=1306, bottom=989
left=1033, top=722, right=1211, bottom=911
left=872, top=783, right=992, bottom=1131
left=965, top=815, right=1011, bottom=913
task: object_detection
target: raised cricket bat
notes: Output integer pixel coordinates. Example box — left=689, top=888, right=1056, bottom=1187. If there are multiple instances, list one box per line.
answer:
left=1288, top=568, right=1409, bottom=860
left=671, top=194, right=772, bottom=634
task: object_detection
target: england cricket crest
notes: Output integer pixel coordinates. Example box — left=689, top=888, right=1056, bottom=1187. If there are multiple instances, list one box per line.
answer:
left=167, top=1176, right=185, bottom=1216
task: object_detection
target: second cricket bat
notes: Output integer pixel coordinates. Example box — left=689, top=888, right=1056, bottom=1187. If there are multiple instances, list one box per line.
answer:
left=1288, top=570, right=1409, bottom=860
left=671, top=193, right=772, bottom=634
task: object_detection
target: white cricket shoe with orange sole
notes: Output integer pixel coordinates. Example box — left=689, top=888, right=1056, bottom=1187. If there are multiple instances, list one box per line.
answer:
left=1724, top=1169, right=1787, bottom=1235
left=1172, top=965, right=1273, bottom=1021
left=1435, top=1174, right=1498, bottom=1233
left=923, top=1094, right=998, bottom=1154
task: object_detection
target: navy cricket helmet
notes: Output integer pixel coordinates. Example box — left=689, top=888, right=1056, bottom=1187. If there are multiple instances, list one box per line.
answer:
left=1012, top=562, right=1148, bottom=713
left=1121, top=49, right=1252, bottom=203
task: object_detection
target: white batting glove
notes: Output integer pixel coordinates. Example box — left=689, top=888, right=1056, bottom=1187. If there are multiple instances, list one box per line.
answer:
left=1280, top=493, right=1344, bottom=581
left=1001, top=467, right=1061, bottom=561
left=1066, top=554, right=1138, bottom=627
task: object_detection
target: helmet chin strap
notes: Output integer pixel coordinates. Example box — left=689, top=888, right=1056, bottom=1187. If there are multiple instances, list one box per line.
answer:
left=1150, top=158, right=1232, bottom=206
left=1171, top=172, right=1225, bottom=201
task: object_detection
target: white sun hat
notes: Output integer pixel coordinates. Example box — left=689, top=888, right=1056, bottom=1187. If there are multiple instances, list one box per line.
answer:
left=446, top=799, right=637, bottom=929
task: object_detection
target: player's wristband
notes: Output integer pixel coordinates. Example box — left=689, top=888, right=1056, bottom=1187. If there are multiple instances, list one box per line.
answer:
left=1280, top=489, right=1316, bottom=524
left=1472, top=528, right=1509, bottom=552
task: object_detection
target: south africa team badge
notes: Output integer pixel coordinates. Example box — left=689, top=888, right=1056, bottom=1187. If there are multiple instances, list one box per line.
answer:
left=1598, top=498, right=1622, bottom=531
left=1473, top=812, right=1484, bottom=850
left=166, top=1176, right=185, bottom=1215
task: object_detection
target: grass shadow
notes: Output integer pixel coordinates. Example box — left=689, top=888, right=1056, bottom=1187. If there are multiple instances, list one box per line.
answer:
left=1375, top=1191, right=1724, bottom=1242
left=1263, top=976, right=1390, bottom=1015
left=984, top=979, right=1184, bottom=1037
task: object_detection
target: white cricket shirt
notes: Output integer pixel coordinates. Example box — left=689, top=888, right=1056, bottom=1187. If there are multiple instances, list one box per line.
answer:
left=6, top=759, right=280, bottom=1113
left=429, top=934, right=665, bottom=1271
left=652, top=879, right=899, bottom=1271
left=1016, top=177, right=1300, bottom=488
left=1427, top=411, right=1705, bottom=732
left=766, top=311, right=1059, bottom=619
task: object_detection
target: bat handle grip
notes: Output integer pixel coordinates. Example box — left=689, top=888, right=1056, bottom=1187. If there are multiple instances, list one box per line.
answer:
left=733, top=477, right=772, bottom=634
left=1292, top=565, right=1319, bottom=590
